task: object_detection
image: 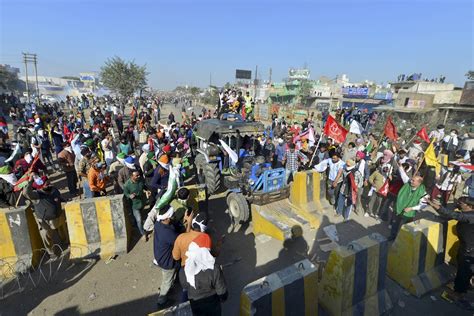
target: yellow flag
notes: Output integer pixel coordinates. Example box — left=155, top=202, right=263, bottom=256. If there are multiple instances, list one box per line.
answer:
left=424, top=141, right=441, bottom=175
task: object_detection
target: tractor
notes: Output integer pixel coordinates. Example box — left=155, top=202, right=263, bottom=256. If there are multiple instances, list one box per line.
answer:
left=192, top=113, right=289, bottom=223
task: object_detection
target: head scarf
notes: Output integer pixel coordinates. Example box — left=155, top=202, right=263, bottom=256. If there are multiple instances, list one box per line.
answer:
left=382, top=150, right=394, bottom=164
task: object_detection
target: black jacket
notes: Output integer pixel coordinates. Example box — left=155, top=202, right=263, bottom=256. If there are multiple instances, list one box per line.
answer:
left=437, top=207, right=474, bottom=256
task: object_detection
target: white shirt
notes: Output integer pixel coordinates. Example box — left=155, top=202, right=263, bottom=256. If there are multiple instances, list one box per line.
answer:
left=314, top=158, right=345, bottom=182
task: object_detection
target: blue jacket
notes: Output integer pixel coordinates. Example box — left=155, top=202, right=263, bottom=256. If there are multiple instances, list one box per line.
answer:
left=153, top=221, right=179, bottom=269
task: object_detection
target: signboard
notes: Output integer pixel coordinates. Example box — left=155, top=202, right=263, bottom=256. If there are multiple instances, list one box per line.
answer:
left=236, top=69, right=252, bottom=80
left=288, top=68, right=310, bottom=80
left=342, top=87, right=369, bottom=97
left=373, top=92, right=393, bottom=100
left=79, top=73, right=96, bottom=83
left=258, top=103, right=270, bottom=121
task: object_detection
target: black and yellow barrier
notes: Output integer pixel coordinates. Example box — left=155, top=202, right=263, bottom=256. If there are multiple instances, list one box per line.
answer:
left=65, top=195, right=130, bottom=260
left=319, top=233, right=392, bottom=316
left=289, top=171, right=323, bottom=228
left=0, top=206, right=44, bottom=279
left=387, top=219, right=455, bottom=297
left=148, top=301, right=192, bottom=315
left=240, top=259, right=318, bottom=316
left=445, top=219, right=459, bottom=265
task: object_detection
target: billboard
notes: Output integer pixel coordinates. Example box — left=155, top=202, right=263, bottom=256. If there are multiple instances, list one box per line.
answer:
left=79, top=73, right=96, bottom=83
left=236, top=69, right=252, bottom=80
left=288, top=68, right=310, bottom=80
left=342, top=87, right=369, bottom=97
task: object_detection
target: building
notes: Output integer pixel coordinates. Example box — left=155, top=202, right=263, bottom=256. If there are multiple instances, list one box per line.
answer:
left=390, top=80, right=462, bottom=105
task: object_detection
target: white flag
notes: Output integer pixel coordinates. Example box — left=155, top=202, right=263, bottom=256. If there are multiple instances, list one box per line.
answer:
left=349, top=120, right=364, bottom=135
left=219, top=140, right=238, bottom=163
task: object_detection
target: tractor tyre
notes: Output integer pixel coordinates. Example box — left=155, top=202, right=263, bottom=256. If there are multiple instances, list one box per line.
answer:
left=226, top=192, right=250, bottom=223
left=203, top=162, right=221, bottom=194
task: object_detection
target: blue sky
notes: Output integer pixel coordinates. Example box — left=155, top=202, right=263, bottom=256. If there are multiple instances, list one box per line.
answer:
left=1, top=0, right=472, bottom=89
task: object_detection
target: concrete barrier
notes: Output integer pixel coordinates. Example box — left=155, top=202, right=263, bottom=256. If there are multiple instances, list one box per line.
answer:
left=289, top=170, right=323, bottom=228
left=319, top=233, right=392, bottom=316
left=148, top=301, right=192, bottom=316
left=65, top=195, right=130, bottom=260
left=240, top=259, right=318, bottom=316
left=445, top=219, right=459, bottom=265
left=0, top=206, right=44, bottom=279
left=387, top=219, right=455, bottom=297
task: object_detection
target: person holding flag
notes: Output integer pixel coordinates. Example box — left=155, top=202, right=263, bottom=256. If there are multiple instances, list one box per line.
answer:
left=389, top=175, right=428, bottom=240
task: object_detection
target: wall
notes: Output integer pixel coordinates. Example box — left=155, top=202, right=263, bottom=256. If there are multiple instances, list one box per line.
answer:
left=395, top=92, right=434, bottom=109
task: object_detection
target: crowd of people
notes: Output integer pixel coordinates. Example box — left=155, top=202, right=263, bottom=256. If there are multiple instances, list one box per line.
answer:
left=0, top=90, right=473, bottom=311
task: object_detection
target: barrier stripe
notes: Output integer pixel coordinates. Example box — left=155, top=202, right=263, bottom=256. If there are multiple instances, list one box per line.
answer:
left=67, top=202, right=88, bottom=258
left=95, top=199, right=115, bottom=259
left=304, top=269, right=318, bottom=316
left=312, top=173, right=320, bottom=206
left=283, top=272, right=305, bottom=315
left=353, top=244, right=368, bottom=315
left=436, top=222, right=448, bottom=267
left=272, top=287, right=285, bottom=316
left=366, top=240, right=379, bottom=300
left=81, top=201, right=100, bottom=245
left=254, top=291, right=272, bottom=315
left=8, top=212, right=29, bottom=258
left=0, top=212, right=17, bottom=265
left=425, top=224, right=441, bottom=272
left=306, top=173, right=313, bottom=203
left=377, top=239, right=388, bottom=293
left=110, top=197, right=128, bottom=244
left=417, top=227, right=428, bottom=275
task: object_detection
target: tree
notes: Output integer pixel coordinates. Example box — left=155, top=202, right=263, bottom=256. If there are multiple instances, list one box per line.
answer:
left=100, top=56, right=148, bottom=98
left=466, top=70, right=474, bottom=80
left=0, top=65, right=21, bottom=91
left=189, top=87, right=201, bottom=96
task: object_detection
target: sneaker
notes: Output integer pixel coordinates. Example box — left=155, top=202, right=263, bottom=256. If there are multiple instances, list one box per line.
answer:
left=364, top=213, right=369, bottom=217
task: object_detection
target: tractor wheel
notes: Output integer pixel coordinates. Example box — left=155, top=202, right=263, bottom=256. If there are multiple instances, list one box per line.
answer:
left=226, top=192, right=250, bottom=223
left=194, top=154, right=206, bottom=184
left=203, top=162, right=221, bottom=194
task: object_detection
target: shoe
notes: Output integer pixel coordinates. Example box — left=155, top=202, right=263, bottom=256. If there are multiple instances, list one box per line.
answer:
left=157, top=295, right=168, bottom=306
left=364, top=213, right=369, bottom=217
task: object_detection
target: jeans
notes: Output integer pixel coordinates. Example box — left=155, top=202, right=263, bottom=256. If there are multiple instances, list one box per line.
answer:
left=327, top=181, right=342, bottom=205
left=454, top=254, right=474, bottom=293
left=379, top=193, right=397, bottom=222
left=336, top=193, right=353, bottom=220
left=285, top=169, right=297, bottom=184
left=160, top=267, right=177, bottom=297
left=132, top=208, right=145, bottom=236
left=82, top=181, right=92, bottom=198
left=389, top=215, right=413, bottom=240
left=368, top=192, right=383, bottom=217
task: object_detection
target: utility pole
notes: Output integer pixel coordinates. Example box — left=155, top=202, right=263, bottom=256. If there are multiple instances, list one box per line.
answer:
left=269, top=68, right=272, bottom=84
left=254, top=65, right=258, bottom=100
left=22, top=53, right=40, bottom=104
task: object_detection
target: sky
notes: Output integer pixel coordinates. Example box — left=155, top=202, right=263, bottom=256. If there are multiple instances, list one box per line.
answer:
left=1, top=0, right=473, bottom=90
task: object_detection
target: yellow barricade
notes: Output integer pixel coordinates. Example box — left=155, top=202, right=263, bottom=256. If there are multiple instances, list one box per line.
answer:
left=289, top=171, right=323, bottom=228
left=240, top=259, right=318, bottom=316
left=0, top=206, right=44, bottom=279
left=319, top=233, right=392, bottom=316
left=387, top=219, right=455, bottom=297
left=148, top=301, right=192, bottom=315
left=445, top=219, right=459, bottom=265
left=65, top=195, right=130, bottom=260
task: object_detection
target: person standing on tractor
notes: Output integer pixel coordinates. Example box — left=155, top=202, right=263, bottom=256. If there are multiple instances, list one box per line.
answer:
left=244, top=91, right=253, bottom=121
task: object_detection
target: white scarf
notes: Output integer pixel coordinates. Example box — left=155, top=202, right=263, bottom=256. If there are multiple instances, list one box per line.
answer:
left=184, top=242, right=215, bottom=288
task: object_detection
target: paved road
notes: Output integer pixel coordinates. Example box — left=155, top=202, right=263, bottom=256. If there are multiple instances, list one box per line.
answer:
left=0, top=102, right=470, bottom=316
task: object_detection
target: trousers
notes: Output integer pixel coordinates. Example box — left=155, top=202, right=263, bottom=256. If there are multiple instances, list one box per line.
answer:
left=160, top=267, right=177, bottom=297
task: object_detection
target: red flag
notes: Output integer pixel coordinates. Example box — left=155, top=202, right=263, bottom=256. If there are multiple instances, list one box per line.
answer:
left=416, top=126, right=430, bottom=143
left=383, top=116, right=398, bottom=141
left=13, top=154, right=40, bottom=192
left=377, top=179, right=389, bottom=197
left=323, top=115, right=348, bottom=144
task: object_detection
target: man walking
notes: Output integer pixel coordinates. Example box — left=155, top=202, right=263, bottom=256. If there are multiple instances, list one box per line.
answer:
left=123, top=170, right=149, bottom=238
left=58, top=142, right=78, bottom=196
left=282, top=143, right=307, bottom=184
left=153, top=205, right=180, bottom=306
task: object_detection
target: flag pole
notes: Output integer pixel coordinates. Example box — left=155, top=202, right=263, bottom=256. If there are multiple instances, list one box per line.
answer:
left=308, top=135, right=323, bottom=167
left=413, top=152, right=425, bottom=176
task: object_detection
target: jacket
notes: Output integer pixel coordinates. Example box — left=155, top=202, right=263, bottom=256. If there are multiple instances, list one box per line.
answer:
left=123, top=179, right=146, bottom=210
left=88, top=167, right=107, bottom=192
left=179, top=262, right=227, bottom=301
left=437, top=207, right=474, bottom=256
left=58, top=149, right=76, bottom=172
left=153, top=221, right=179, bottom=270
left=369, top=170, right=385, bottom=191
left=23, top=179, right=63, bottom=220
